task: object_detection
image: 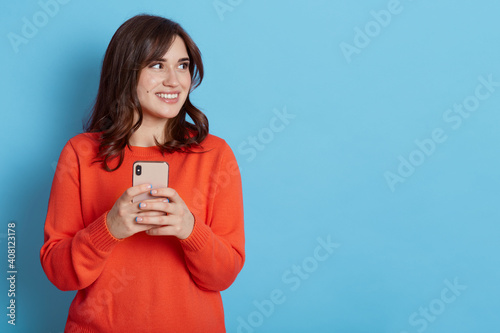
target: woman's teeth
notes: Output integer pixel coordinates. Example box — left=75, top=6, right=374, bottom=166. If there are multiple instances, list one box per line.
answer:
left=156, top=93, right=178, bottom=99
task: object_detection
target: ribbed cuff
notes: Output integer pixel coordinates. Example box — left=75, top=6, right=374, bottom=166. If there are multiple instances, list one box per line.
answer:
left=86, top=211, right=121, bottom=252
left=179, top=220, right=212, bottom=252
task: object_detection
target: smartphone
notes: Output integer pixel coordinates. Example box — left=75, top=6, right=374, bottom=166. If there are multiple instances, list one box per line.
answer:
left=132, top=161, right=169, bottom=203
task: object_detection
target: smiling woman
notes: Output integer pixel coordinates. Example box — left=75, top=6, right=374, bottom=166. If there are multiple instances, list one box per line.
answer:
left=85, top=15, right=207, bottom=171
left=39, top=14, right=245, bottom=333
left=133, top=36, right=193, bottom=145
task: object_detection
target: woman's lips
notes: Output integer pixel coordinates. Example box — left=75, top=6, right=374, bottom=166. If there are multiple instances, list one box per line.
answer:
left=156, top=92, right=179, bottom=103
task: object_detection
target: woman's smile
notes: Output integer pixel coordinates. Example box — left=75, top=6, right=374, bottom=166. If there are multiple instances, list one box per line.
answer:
left=136, top=35, right=191, bottom=122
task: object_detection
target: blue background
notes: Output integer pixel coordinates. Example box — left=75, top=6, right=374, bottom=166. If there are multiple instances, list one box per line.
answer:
left=1, top=0, right=499, bottom=332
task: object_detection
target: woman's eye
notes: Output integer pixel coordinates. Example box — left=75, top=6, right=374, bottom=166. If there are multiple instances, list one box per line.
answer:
left=178, top=63, right=189, bottom=70
left=151, top=63, right=162, bottom=69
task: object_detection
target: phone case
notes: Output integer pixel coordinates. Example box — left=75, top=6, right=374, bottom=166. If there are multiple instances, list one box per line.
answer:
left=132, top=161, right=169, bottom=203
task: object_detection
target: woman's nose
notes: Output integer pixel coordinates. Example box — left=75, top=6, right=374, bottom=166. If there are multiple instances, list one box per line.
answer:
left=162, top=67, right=179, bottom=86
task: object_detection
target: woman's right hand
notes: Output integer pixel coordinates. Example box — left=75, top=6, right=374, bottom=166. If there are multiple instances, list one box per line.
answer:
left=106, top=184, right=165, bottom=239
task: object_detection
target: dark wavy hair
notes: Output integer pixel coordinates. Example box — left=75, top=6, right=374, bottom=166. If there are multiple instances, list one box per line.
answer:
left=85, top=14, right=208, bottom=171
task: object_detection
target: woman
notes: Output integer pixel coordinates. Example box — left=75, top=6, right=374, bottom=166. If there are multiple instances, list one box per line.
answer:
left=40, top=14, right=245, bottom=332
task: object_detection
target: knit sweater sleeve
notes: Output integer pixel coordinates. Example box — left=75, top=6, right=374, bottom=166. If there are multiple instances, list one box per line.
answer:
left=179, top=143, right=245, bottom=291
left=40, top=140, right=121, bottom=291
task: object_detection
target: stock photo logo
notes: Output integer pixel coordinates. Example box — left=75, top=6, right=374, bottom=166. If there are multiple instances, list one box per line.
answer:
left=77, top=267, right=136, bottom=326
left=400, top=278, right=467, bottom=333
left=237, top=106, right=296, bottom=163
left=384, top=74, right=499, bottom=192
left=236, top=235, right=340, bottom=332
left=213, top=0, right=243, bottom=21
left=339, top=0, right=418, bottom=64
left=7, top=0, right=72, bottom=53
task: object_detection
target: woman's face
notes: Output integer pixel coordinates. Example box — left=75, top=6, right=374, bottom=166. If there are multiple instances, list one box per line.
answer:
left=136, top=35, right=192, bottom=125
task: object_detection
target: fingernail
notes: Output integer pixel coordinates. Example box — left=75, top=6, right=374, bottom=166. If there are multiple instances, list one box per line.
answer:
left=150, top=190, right=157, bottom=195
left=147, top=184, right=152, bottom=189
left=135, top=216, right=143, bottom=222
left=139, top=203, right=146, bottom=208
left=163, top=199, right=169, bottom=203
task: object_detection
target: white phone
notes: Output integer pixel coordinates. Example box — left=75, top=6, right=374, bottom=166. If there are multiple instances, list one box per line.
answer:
left=132, top=161, right=169, bottom=203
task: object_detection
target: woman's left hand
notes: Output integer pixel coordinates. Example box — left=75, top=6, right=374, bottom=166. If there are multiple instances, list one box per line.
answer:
left=136, top=187, right=195, bottom=239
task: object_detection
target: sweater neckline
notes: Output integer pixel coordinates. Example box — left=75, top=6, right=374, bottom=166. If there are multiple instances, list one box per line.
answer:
left=127, top=145, right=164, bottom=157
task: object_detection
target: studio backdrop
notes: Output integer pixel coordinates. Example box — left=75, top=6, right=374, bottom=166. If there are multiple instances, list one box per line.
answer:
left=1, top=0, right=500, bottom=332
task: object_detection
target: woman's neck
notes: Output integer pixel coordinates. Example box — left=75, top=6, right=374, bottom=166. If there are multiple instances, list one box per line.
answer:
left=129, top=122, right=168, bottom=147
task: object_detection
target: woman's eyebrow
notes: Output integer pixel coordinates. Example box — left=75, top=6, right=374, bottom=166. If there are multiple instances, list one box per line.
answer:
left=153, top=57, right=190, bottom=62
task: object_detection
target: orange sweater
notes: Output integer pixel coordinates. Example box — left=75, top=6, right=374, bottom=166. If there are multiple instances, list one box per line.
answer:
left=40, top=132, right=245, bottom=333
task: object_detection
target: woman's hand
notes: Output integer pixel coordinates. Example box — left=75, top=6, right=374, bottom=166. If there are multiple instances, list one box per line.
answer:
left=106, top=184, right=166, bottom=239
left=136, top=187, right=195, bottom=240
